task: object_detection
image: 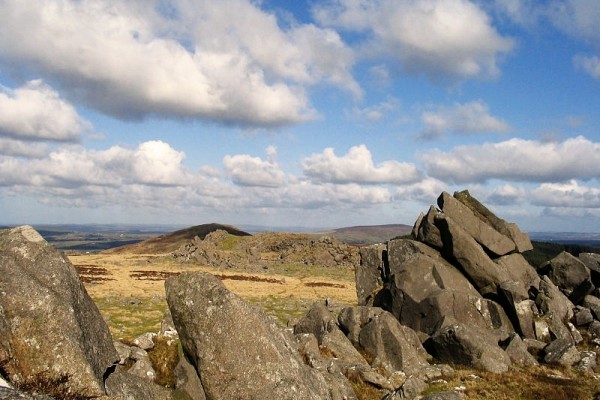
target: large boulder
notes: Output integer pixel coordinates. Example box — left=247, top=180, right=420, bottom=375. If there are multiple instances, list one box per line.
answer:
left=434, top=214, right=511, bottom=296
left=536, top=276, right=575, bottom=323
left=437, top=191, right=516, bottom=257
left=579, top=253, right=600, bottom=286
left=372, top=239, right=513, bottom=338
left=452, top=190, right=533, bottom=252
left=543, top=252, right=591, bottom=295
left=425, top=323, right=512, bottom=373
left=412, top=206, right=443, bottom=250
left=357, top=312, right=430, bottom=375
left=165, top=271, right=332, bottom=400
left=0, top=226, right=118, bottom=398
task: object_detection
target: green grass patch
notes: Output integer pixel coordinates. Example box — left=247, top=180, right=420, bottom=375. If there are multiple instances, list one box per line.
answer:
left=91, top=295, right=168, bottom=340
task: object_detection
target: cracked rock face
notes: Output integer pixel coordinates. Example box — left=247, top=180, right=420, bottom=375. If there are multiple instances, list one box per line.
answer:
left=0, top=226, right=118, bottom=398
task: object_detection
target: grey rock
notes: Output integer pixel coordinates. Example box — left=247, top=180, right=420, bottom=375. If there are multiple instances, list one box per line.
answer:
left=338, top=306, right=386, bottom=347
left=356, top=244, right=386, bottom=306
left=379, top=240, right=513, bottom=338
left=536, top=276, right=574, bottom=323
left=414, top=206, right=444, bottom=250
left=576, top=351, right=597, bottom=372
left=166, top=271, right=332, bottom=400
left=573, top=306, right=594, bottom=326
left=396, top=374, right=427, bottom=400
left=438, top=191, right=515, bottom=257
left=567, top=322, right=583, bottom=344
left=582, top=295, right=600, bottom=320
left=358, top=311, right=429, bottom=375
left=452, top=190, right=532, bottom=252
left=434, top=214, right=510, bottom=296
left=544, top=252, right=590, bottom=295
left=534, top=319, right=551, bottom=343
left=568, top=279, right=595, bottom=305
left=105, top=366, right=172, bottom=400
left=503, top=333, right=538, bottom=366
left=132, top=332, right=156, bottom=350
left=0, top=226, right=118, bottom=398
left=129, top=346, right=149, bottom=362
left=174, top=354, right=206, bottom=400
left=128, top=357, right=156, bottom=382
left=0, top=388, right=54, bottom=400
left=588, top=321, right=600, bottom=339
left=579, top=252, right=600, bottom=286
left=543, top=339, right=581, bottom=366
left=495, top=253, right=540, bottom=293
left=425, top=324, right=511, bottom=374
left=113, top=341, right=132, bottom=365
left=523, top=338, right=547, bottom=359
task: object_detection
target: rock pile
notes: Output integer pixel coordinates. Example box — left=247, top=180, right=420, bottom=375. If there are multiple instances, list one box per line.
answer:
left=357, top=190, right=600, bottom=374
left=2, top=189, right=600, bottom=399
left=172, top=230, right=359, bottom=269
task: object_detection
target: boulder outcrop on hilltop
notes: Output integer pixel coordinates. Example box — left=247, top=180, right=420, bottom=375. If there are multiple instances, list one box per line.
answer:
left=358, top=190, right=600, bottom=374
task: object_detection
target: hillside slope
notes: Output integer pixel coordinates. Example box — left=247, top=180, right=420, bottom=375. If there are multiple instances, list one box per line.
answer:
left=317, top=224, right=412, bottom=244
left=104, top=223, right=251, bottom=254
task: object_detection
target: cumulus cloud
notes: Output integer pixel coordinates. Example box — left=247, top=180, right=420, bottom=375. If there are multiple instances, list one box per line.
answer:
left=0, top=80, right=90, bottom=142
left=395, top=178, right=448, bottom=202
left=531, top=180, right=600, bottom=208
left=223, top=149, right=285, bottom=188
left=419, top=101, right=510, bottom=139
left=302, top=144, right=422, bottom=184
left=484, top=184, right=527, bottom=205
left=0, top=0, right=359, bottom=127
left=421, top=136, right=600, bottom=183
left=314, top=0, right=514, bottom=82
left=0, top=138, right=48, bottom=158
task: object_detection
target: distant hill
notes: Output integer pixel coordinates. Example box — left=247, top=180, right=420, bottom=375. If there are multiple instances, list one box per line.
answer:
left=316, top=224, right=413, bottom=245
left=104, top=223, right=251, bottom=254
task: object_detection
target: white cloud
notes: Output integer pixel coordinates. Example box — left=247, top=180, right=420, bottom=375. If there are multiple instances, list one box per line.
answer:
left=0, top=138, right=49, bottom=158
left=419, top=101, right=510, bottom=139
left=302, top=144, right=422, bottom=184
left=574, top=55, right=600, bottom=80
left=395, top=178, right=448, bottom=202
left=314, top=0, right=514, bottom=82
left=531, top=180, right=600, bottom=208
left=421, top=136, right=600, bottom=183
left=484, top=184, right=527, bottom=205
left=223, top=150, right=285, bottom=188
left=350, top=98, right=400, bottom=121
left=0, top=80, right=90, bottom=142
left=0, top=0, right=359, bottom=127
left=547, top=0, right=600, bottom=42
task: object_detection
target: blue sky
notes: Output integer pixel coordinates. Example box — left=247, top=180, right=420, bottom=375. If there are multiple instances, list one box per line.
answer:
left=1, top=0, right=599, bottom=232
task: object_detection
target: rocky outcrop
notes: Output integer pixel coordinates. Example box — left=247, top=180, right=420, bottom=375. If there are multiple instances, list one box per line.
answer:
left=165, top=271, right=333, bottom=400
left=0, top=226, right=118, bottom=398
left=356, top=190, right=600, bottom=375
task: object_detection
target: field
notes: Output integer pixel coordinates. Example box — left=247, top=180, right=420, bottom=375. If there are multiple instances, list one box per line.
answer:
left=69, top=251, right=357, bottom=339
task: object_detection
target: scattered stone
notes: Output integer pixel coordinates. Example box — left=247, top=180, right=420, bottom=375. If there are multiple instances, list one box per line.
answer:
left=582, top=295, right=600, bottom=320
left=113, top=341, right=131, bottom=365
left=132, top=332, right=156, bottom=350
left=543, top=339, right=581, bottom=367
left=576, top=351, right=597, bottom=372
left=588, top=321, right=600, bottom=339
left=573, top=306, right=594, bottom=326
left=503, top=333, right=539, bottom=366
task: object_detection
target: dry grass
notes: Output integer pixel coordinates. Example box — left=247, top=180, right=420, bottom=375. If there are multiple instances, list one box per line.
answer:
left=69, top=252, right=357, bottom=340
left=424, top=365, right=600, bottom=400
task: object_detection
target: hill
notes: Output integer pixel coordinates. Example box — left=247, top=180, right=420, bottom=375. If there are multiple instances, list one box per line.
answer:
left=104, top=223, right=251, bottom=254
left=316, top=224, right=413, bottom=244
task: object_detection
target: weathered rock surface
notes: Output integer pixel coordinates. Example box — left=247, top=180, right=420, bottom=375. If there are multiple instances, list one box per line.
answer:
left=412, top=206, right=444, bottom=250
left=543, top=251, right=591, bottom=295
left=104, top=367, right=172, bottom=400
left=425, top=323, right=512, bottom=374
left=0, top=226, right=118, bottom=398
left=543, top=339, right=581, bottom=366
left=356, top=244, right=386, bottom=306
left=438, top=191, right=516, bottom=256
left=0, top=388, right=54, bottom=400
left=165, top=271, right=332, bottom=400
left=173, top=355, right=206, bottom=400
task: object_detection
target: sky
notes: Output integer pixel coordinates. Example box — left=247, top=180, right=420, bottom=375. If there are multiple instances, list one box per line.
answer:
left=0, top=0, right=599, bottom=232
